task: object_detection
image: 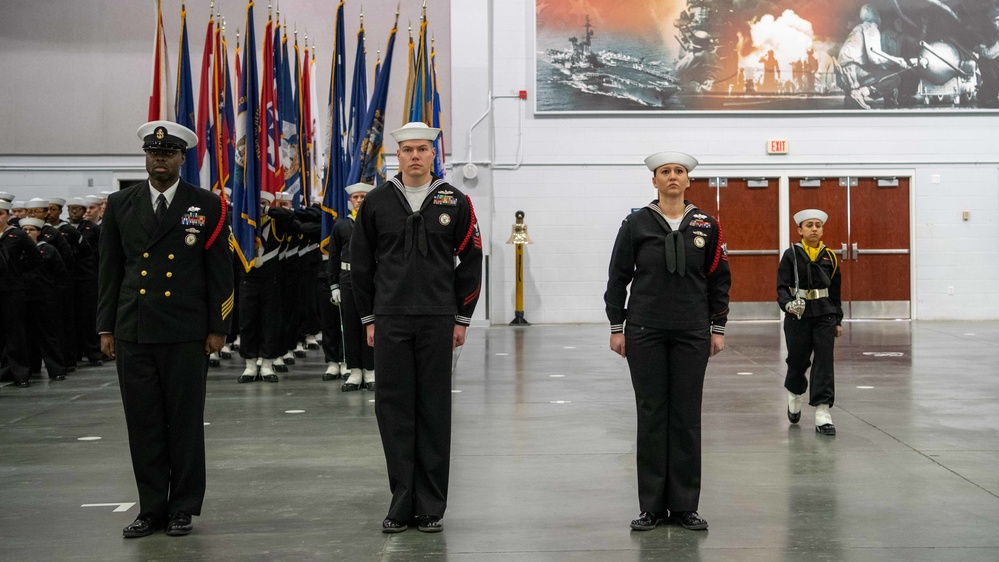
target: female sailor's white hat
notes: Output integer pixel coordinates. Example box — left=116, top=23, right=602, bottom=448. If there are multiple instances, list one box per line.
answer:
left=644, top=151, right=698, bottom=172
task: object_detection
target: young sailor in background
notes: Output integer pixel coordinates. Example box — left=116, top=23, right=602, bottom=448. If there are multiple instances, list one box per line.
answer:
left=777, top=209, right=843, bottom=436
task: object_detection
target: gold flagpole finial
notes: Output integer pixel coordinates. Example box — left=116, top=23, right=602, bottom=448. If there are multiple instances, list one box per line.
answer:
left=268, top=2, right=272, bottom=18
left=394, top=4, right=400, bottom=27
left=422, top=0, right=427, bottom=21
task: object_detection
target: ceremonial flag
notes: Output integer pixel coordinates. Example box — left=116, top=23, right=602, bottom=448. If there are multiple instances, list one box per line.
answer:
left=148, top=0, right=173, bottom=121
left=259, top=12, right=283, bottom=198
left=320, top=1, right=347, bottom=255
left=296, top=36, right=312, bottom=206
left=232, top=1, right=261, bottom=272
left=221, top=24, right=236, bottom=194
left=348, top=20, right=398, bottom=187
left=309, top=42, right=324, bottom=196
left=407, top=12, right=444, bottom=178
left=430, top=41, right=445, bottom=178
left=175, top=3, right=198, bottom=183
left=409, top=16, right=431, bottom=125
left=235, top=28, right=242, bottom=86
left=195, top=14, right=216, bottom=190
left=402, top=26, right=415, bottom=126
left=278, top=22, right=302, bottom=206
left=347, top=17, right=368, bottom=161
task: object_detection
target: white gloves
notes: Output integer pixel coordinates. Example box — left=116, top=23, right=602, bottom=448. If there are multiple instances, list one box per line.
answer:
left=330, top=287, right=341, bottom=305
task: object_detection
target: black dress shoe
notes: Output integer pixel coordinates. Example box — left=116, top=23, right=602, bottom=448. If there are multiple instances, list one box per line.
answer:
left=220, top=351, right=232, bottom=359
left=209, top=358, right=221, bottom=368
left=669, top=511, right=708, bottom=530
left=273, top=364, right=288, bottom=373
left=89, top=359, right=104, bottom=367
left=788, top=408, right=801, bottom=424
left=66, top=366, right=76, bottom=373
left=630, top=511, right=664, bottom=531
left=364, top=382, right=376, bottom=392
left=237, top=374, right=256, bottom=384
left=165, top=512, right=193, bottom=536
left=285, top=356, right=297, bottom=365
left=123, top=515, right=160, bottom=538
left=417, top=515, right=443, bottom=533
left=294, top=350, right=307, bottom=358
left=341, top=383, right=360, bottom=392
left=50, top=373, right=66, bottom=381
left=382, top=518, right=408, bottom=533
left=816, top=423, right=836, bottom=436
left=15, top=381, right=30, bottom=388
left=322, top=373, right=337, bottom=381
left=261, top=374, right=280, bottom=383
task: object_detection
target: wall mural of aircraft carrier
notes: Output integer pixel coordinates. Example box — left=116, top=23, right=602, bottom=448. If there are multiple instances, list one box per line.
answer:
left=535, top=0, right=999, bottom=113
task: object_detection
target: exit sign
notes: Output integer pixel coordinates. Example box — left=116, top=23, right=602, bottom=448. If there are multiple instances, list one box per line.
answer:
left=768, top=140, right=788, bottom=154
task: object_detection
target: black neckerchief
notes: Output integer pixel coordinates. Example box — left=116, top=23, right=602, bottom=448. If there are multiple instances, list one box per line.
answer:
left=645, top=201, right=693, bottom=277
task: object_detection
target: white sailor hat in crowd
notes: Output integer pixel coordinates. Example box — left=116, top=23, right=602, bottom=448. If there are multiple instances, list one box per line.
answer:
left=49, top=197, right=66, bottom=207
left=100, top=191, right=114, bottom=197
left=0, top=191, right=14, bottom=202
left=275, top=191, right=293, bottom=202
left=25, top=198, right=50, bottom=209
left=19, top=217, right=46, bottom=229
left=12, top=200, right=25, bottom=209
left=84, top=195, right=103, bottom=206
left=137, top=120, right=198, bottom=152
left=224, top=187, right=232, bottom=198
left=0, top=200, right=11, bottom=211
left=66, top=197, right=86, bottom=207
left=260, top=191, right=276, bottom=204
left=390, top=121, right=440, bottom=143
left=793, top=209, right=828, bottom=225
left=345, top=182, right=372, bottom=195
left=644, top=151, right=698, bottom=173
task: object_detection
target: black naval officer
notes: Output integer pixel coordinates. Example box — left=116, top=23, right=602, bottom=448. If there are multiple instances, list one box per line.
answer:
left=351, top=122, right=483, bottom=534
left=605, top=151, right=731, bottom=532
left=97, top=120, right=234, bottom=538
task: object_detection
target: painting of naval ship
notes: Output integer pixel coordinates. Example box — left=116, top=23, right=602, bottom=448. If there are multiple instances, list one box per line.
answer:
left=539, top=15, right=681, bottom=111
left=536, top=0, right=999, bottom=114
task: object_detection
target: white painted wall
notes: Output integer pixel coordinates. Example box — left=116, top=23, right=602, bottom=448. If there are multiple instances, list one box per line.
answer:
left=448, top=0, right=999, bottom=323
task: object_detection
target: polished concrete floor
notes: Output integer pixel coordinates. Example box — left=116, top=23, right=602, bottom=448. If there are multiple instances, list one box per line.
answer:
left=2, top=321, right=999, bottom=561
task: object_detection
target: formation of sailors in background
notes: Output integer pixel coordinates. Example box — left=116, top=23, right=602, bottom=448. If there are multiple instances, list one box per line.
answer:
left=1, top=192, right=107, bottom=387
left=0, top=186, right=372, bottom=391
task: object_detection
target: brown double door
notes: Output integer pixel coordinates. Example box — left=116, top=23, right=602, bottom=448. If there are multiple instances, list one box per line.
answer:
left=689, top=176, right=911, bottom=319
left=690, top=177, right=780, bottom=319
left=789, top=177, right=911, bottom=319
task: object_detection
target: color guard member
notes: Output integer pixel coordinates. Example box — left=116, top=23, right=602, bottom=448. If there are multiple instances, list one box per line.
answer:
left=329, top=182, right=375, bottom=390
left=778, top=209, right=843, bottom=436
